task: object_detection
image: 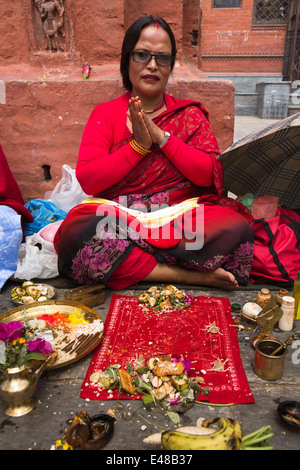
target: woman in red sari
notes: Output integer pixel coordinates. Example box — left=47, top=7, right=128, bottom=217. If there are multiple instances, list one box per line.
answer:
left=54, top=15, right=254, bottom=290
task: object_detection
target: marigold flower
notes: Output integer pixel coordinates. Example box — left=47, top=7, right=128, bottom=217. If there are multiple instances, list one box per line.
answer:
left=12, top=337, right=26, bottom=346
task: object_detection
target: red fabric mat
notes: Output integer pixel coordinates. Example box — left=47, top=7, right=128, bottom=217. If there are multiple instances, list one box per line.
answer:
left=81, top=295, right=254, bottom=404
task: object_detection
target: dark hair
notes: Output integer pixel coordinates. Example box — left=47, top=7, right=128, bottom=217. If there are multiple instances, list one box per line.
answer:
left=120, top=16, right=177, bottom=91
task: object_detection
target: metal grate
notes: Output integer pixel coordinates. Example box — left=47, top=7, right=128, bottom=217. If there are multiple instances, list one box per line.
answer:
left=212, top=0, right=242, bottom=8
left=253, top=0, right=289, bottom=25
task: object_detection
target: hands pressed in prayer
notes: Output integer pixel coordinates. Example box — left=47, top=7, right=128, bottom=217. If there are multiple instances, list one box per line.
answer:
left=127, top=96, right=165, bottom=149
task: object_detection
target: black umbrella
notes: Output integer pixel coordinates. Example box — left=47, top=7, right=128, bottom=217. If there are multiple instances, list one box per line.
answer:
left=219, top=112, right=300, bottom=209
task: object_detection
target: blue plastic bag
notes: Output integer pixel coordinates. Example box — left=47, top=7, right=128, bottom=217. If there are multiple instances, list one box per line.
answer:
left=24, top=198, right=67, bottom=237
left=0, top=206, right=23, bottom=290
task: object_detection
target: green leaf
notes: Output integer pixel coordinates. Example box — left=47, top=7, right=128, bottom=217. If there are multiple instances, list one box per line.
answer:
left=105, top=364, right=119, bottom=381
left=17, top=347, right=28, bottom=365
left=142, top=395, right=154, bottom=405
left=136, top=366, right=148, bottom=375
left=26, top=352, right=46, bottom=361
left=240, top=426, right=274, bottom=450
left=201, top=386, right=210, bottom=396
left=127, top=363, right=134, bottom=374
left=166, top=410, right=180, bottom=425
left=134, top=376, right=152, bottom=392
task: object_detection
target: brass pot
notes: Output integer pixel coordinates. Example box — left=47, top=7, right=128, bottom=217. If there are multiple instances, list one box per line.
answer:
left=253, top=338, right=287, bottom=381
left=0, top=365, right=38, bottom=417
left=0, top=354, right=54, bottom=417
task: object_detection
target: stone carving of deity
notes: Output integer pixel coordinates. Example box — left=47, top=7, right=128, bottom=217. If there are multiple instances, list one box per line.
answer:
left=34, top=0, right=65, bottom=52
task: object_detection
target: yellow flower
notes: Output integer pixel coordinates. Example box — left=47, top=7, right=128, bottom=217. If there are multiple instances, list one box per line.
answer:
left=12, top=337, right=26, bottom=346
left=54, top=438, right=73, bottom=450
left=62, top=441, right=73, bottom=451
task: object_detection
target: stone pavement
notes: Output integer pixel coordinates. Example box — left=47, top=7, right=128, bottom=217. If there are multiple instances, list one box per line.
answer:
left=234, top=115, right=280, bottom=143
left=0, top=278, right=299, bottom=452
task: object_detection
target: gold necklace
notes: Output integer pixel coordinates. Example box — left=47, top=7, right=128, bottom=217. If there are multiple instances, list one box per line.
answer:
left=144, top=99, right=165, bottom=114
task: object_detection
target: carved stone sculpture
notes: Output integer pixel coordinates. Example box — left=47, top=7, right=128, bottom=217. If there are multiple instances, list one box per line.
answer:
left=34, top=0, right=65, bottom=52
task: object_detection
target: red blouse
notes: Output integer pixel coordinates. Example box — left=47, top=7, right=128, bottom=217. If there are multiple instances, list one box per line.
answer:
left=76, top=92, right=223, bottom=205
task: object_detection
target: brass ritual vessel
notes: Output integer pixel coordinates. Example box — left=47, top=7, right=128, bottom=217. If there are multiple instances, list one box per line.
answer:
left=253, top=296, right=285, bottom=381
left=254, top=337, right=287, bottom=381
left=256, top=296, right=283, bottom=339
left=0, top=354, right=55, bottom=417
left=253, top=297, right=299, bottom=380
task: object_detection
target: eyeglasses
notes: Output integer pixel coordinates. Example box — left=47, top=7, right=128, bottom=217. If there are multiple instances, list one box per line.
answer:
left=130, top=50, right=172, bottom=67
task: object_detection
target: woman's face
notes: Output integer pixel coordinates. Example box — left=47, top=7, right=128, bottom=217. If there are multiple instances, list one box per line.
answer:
left=129, top=25, right=173, bottom=99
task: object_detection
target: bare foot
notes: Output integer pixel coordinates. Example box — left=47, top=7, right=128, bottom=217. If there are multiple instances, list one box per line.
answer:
left=144, top=263, right=239, bottom=290
left=204, top=268, right=239, bottom=290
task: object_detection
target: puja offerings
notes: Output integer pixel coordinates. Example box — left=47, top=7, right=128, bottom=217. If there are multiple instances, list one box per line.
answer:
left=11, top=281, right=56, bottom=305
left=138, top=285, right=192, bottom=312
left=0, top=300, right=104, bottom=416
left=81, top=288, right=254, bottom=406
left=0, top=300, right=104, bottom=368
left=89, top=353, right=207, bottom=417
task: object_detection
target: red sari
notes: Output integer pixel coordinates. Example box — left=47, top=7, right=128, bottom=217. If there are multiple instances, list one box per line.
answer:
left=54, top=92, right=253, bottom=288
left=0, top=144, right=33, bottom=230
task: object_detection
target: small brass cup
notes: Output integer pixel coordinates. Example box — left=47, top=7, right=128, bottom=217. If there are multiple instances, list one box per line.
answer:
left=254, top=338, right=287, bottom=381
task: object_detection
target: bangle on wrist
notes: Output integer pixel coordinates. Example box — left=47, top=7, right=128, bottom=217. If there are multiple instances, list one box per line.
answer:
left=130, top=139, right=151, bottom=155
left=159, top=131, right=171, bottom=148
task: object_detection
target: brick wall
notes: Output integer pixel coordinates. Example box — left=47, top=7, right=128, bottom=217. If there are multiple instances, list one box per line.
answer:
left=199, top=0, right=287, bottom=74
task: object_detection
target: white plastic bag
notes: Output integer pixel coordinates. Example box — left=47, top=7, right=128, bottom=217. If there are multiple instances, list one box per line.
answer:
left=44, top=164, right=90, bottom=213
left=14, top=231, right=59, bottom=280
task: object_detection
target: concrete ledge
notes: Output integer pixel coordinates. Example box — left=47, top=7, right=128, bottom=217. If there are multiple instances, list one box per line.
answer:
left=235, top=93, right=259, bottom=116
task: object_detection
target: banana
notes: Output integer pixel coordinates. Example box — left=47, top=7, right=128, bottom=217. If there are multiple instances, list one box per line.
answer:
left=161, top=417, right=242, bottom=451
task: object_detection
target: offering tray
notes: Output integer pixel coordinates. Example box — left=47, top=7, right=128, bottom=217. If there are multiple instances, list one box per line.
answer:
left=0, top=300, right=104, bottom=370
left=11, top=283, right=56, bottom=305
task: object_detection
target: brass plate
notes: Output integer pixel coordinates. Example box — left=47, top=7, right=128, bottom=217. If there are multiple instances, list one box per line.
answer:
left=0, top=300, right=104, bottom=370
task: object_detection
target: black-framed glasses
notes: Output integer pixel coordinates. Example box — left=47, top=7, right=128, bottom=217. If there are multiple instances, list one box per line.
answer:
left=130, top=50, right=172, bottom=66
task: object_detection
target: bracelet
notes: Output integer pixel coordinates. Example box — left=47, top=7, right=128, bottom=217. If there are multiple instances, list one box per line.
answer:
left=130, top=139, right=151, bottom=156
left=159, top=131, right=171, bottom=148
